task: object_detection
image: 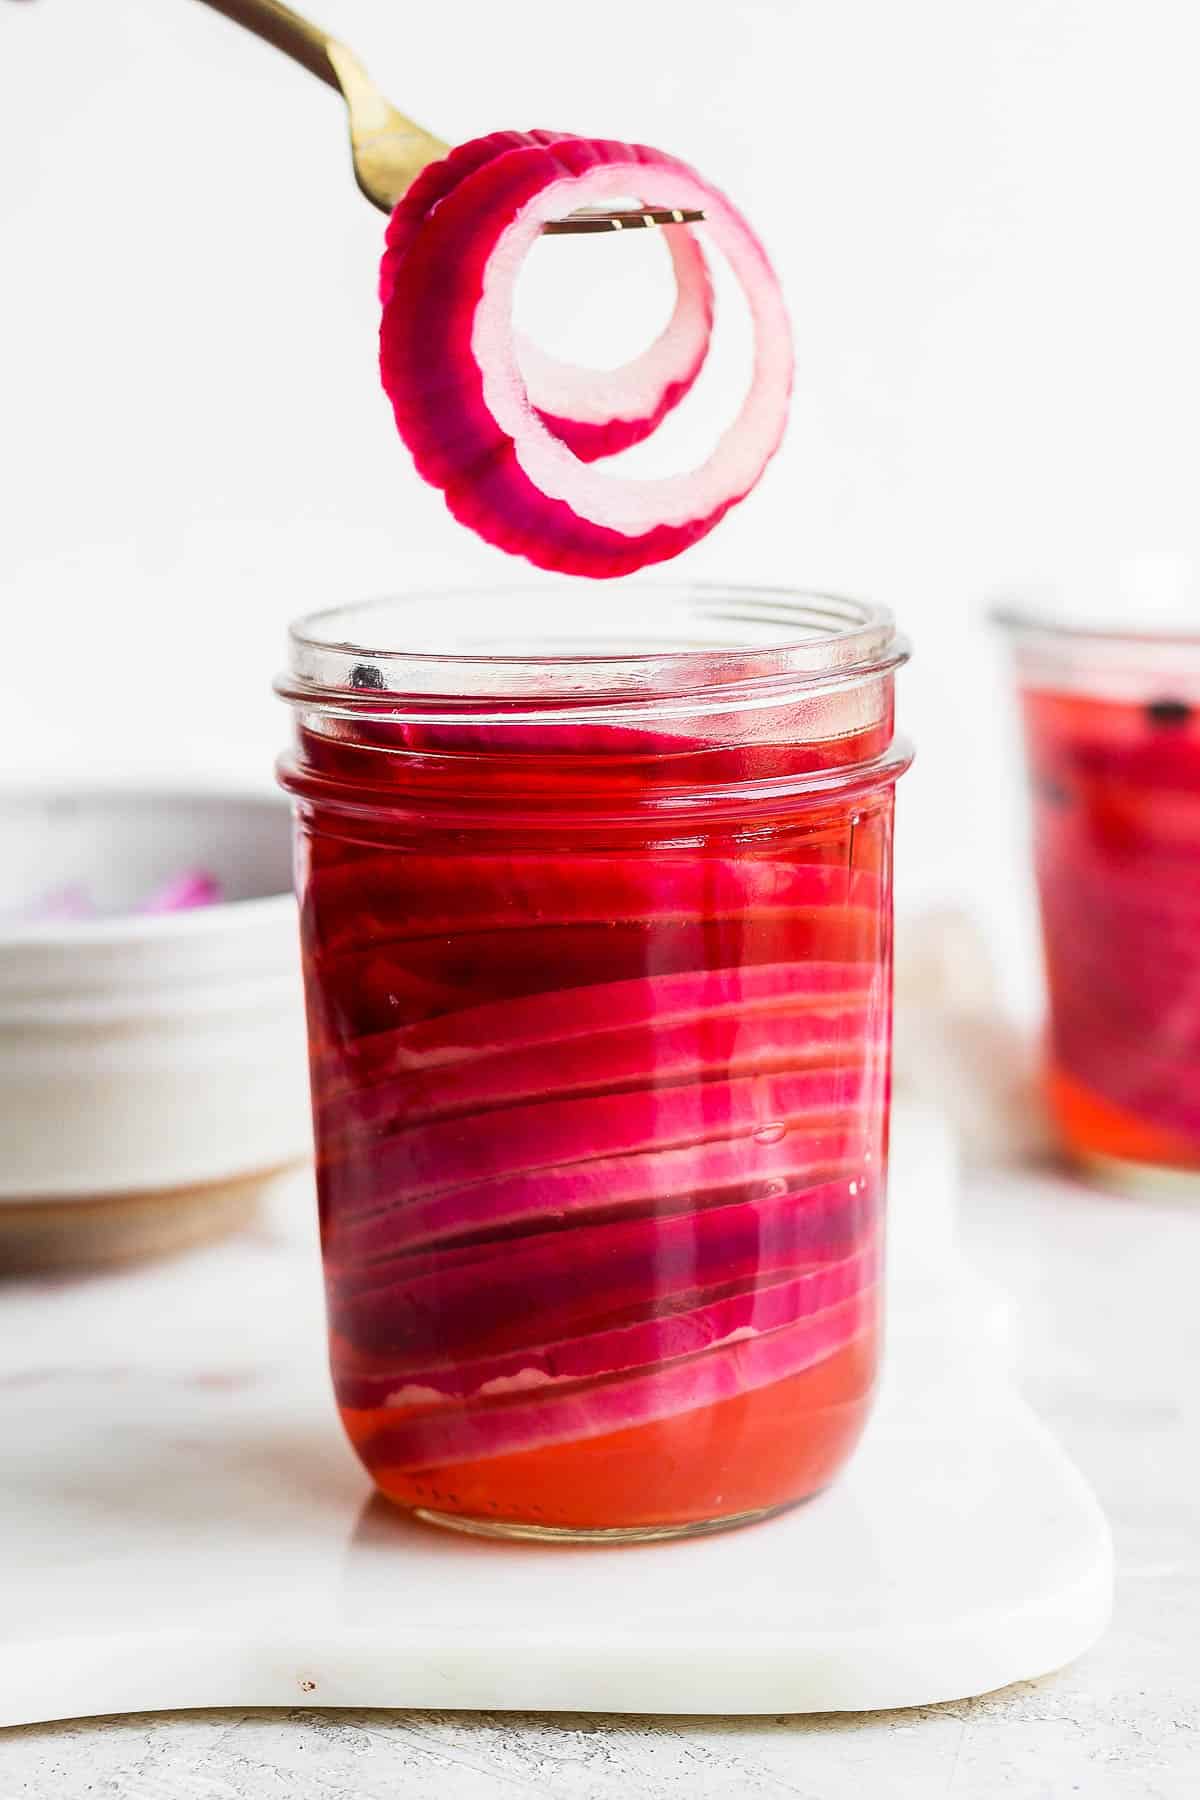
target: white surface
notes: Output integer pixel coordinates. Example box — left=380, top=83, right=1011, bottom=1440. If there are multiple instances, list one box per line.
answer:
left=0, top=784, right=310, bottom=1200
left=7, top=1, right=1200, bottom=1017
left=5, top=1153, right=1196, bottom=1799
left=0, top=1106, right=1110, bottom=1728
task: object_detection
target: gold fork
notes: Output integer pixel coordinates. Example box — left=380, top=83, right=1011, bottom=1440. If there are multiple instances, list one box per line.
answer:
left=195, top=0, right=703, bottom=233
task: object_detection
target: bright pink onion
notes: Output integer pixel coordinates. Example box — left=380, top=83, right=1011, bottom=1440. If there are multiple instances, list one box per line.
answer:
left=519, top=216, right=714, bottom=461
left=379, top=131, right=793, bottom=576
left=319, top=1064, right=873, bottom=1212
left=319, top=1003, right=879, bottom=1139
left=311, top=857, right=880, bottom=954
left=335, top=1243, right=879, bottom=1410
left=359, top=1291, right=874, bottom=1469
left=329, top=1124, right=869, bottom=1264
left=325, top=960, right=879, bottom=1100
left=141, top=869, right=223, bottom=914
left=330, top=1173, right=876, bottom=1355
left=378, top=128, right=714, bottom=461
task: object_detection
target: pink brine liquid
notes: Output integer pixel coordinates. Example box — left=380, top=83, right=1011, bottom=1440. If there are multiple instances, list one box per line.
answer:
left=1024, top=687, right=1200, bottom=1175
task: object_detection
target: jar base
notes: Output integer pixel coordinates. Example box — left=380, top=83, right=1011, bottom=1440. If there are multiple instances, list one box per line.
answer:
left=1047, top=1066, right=1200, bottom=1185
left=409, top=1500, right=802, bottom=1545
left=1074, top=1149, right=1200, bottom=1198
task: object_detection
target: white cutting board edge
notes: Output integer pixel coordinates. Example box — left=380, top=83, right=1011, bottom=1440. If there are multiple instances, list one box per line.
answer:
left=0, top=1103, right=1113, bottom=1725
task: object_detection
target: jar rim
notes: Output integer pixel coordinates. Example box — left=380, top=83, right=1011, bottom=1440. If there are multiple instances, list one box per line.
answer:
left=990, top=591, right=1200, bottom=649
left=278, top=582, right=907, bottom=717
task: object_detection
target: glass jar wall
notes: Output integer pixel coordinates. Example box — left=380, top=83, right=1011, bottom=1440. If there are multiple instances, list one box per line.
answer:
left=278, top=585, right=910, bottom=1540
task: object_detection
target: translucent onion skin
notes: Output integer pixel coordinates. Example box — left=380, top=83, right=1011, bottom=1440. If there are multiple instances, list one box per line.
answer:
left=283, top=703, right=901, bottom=1537
left=378, top=131, right=793, bottom=576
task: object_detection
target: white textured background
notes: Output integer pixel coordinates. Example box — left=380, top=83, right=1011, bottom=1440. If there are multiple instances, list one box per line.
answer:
left=5, top=0, right=1200, bottom=1008
left=4, top=11, right=1200, bottom=1788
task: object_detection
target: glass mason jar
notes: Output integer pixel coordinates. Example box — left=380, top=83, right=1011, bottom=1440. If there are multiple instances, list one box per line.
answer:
left=996, top=601, right=1200, bottom=1190
left=277, top=585, right=911, bottom=1541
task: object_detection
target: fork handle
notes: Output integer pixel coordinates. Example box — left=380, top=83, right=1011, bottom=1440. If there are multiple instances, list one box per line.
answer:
left=192, top=0, right=340, bottom=92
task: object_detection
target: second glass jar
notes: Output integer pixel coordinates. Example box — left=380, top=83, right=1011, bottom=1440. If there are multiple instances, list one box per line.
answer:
left=278, top=585, right=910, bottom=1541
left=997, top=601, right=1200, bottom=1190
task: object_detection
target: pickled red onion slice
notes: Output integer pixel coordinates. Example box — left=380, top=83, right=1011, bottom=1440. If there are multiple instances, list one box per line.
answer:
left=329, top=1127, right=868, bottom=1266
left=321, top=1064, right=872, bottom=1214
left=331, top=1174, right=876, bottom=1356
left=335, top=1245, right=879, bottom=1411
left=379, top=132, right=793, bottom=576
left=328, top=960, right=877, bottom=1094
left=380, top=128, right=713, bottom=463
left=318, top=1002, right=878, bottom=1140
left=141, top=869, right=223, bottom=914
left=519, top=218, right=713, bottom=461
left=359, top=1291, right=874, bottom=1469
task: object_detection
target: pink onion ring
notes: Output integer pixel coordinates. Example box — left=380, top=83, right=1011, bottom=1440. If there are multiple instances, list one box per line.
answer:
left=380, top=129, right=714, bottom=464
left=334, top=1245, right=880, bottom=1411
left=379, top=132, right=793, bottom=577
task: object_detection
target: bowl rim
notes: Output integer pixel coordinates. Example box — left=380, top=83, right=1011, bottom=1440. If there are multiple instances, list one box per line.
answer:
left=0, top=776, right=296, bottom=949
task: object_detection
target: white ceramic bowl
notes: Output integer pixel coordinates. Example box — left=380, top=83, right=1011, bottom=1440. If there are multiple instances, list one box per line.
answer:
left=0, top=784, right=311, bottom=1263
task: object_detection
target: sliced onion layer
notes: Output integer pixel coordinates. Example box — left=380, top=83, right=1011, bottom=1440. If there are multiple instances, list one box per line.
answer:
left=378, top=128, right=714, bottom=462
left=360, top=1290, right=875, bottom=1470
left=334, top=1244, right=878, bottom=1410
left=319, top=1003, right=878, bottom=1140
left=309, top=856, right=880, bottom=953
left=379, top=131, right=793, bottom=576
left=329, top=1124, right=870, bottom=1266
left=330, top=960, right=879, bottom=1092
left=319, top=1063, right=873, bottom=1212
left=330, top=1173, right=876, bottom=1357
left=326, top=911, right=882, bottom=1039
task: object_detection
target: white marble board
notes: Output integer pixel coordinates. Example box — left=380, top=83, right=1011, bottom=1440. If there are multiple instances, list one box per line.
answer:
left=0, top=1105, right=1112, bottom=1727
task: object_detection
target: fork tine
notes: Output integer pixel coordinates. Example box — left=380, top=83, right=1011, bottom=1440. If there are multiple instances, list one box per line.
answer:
left=543, top=207, right=705, bottom=235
